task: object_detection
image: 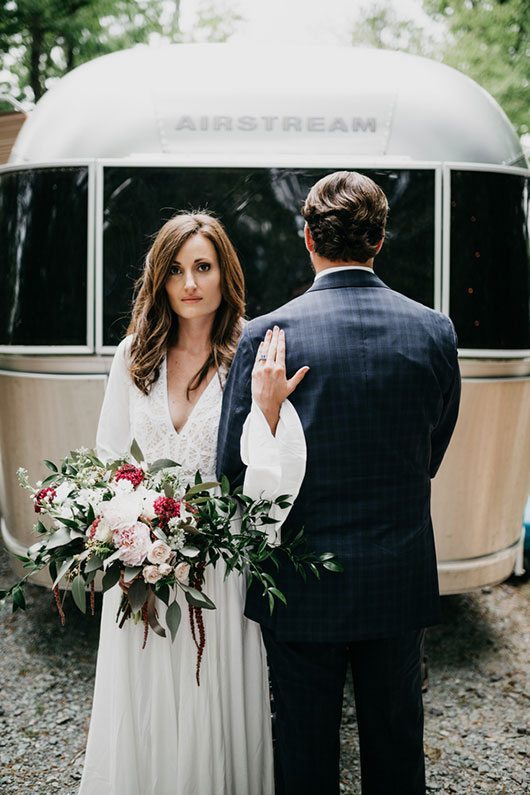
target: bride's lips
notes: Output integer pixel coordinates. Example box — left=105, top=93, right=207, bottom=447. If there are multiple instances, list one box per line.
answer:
left=181, top=297, right=202, bottom=303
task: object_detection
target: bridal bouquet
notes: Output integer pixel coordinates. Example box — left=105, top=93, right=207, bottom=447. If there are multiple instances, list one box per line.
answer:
left=1, top=441, right=341, bottom=683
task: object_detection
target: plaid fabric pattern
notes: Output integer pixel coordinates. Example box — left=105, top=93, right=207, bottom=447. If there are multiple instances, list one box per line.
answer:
left=217, top=269, right=461, bottom=642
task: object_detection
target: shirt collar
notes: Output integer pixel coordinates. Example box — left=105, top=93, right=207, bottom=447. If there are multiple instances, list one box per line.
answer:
left=314, top=265, right=374, bottom=281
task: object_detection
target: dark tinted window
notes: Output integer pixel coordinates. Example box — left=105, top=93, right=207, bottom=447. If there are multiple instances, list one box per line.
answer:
left=0, top=167, right=88, bottom=346
left=102, top=167, right=436, bottom=345
left=450, top=170, right=530, bottom=349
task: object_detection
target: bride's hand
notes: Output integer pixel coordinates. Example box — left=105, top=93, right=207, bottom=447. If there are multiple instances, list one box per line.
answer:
left=251, top=326, right=309, bottom=434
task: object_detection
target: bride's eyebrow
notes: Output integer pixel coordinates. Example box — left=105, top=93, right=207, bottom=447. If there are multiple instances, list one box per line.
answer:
left=172, top=258, right=212, bottom=264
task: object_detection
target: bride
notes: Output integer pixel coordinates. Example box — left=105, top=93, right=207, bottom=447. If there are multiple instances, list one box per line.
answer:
left=79, top=212, right=307, bottom=795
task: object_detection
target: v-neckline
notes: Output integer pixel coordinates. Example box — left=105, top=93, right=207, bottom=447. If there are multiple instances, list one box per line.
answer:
left=163, top=354, right=219, bottom=437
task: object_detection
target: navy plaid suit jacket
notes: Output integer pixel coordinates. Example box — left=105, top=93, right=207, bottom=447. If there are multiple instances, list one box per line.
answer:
left=216, top=269, right=461, bottom=641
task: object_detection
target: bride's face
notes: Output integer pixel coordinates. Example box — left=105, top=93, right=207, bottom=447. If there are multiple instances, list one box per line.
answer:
left=165, top=233, right=223, bottom=321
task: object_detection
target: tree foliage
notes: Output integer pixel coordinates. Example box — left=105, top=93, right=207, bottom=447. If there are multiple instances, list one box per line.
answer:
left=0, top=0, right=241, bottom=110
left=351, top=1, right=439, bottom=57
left=424, top=0, right=529, bottom=135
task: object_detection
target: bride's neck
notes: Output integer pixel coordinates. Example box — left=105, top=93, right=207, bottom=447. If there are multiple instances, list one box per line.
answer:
left=171, top=316, right=213, bottom=357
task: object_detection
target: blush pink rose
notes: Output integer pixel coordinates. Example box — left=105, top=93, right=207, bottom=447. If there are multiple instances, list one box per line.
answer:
left=113, top=522, right=152, bottom=566
left=174, top=562, right=190, bottom=585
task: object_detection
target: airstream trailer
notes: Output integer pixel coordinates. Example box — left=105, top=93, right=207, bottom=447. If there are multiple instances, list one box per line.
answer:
left=1, top=44, right=529, bottom=592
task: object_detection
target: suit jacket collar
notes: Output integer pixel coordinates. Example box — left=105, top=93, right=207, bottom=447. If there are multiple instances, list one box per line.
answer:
left=307, top=268, right=389, bottom=293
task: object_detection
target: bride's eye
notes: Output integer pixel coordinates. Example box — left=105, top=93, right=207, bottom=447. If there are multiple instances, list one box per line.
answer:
left=169, top=265, right=181, bottom=276
left=197, top=262, right=211, bottom=272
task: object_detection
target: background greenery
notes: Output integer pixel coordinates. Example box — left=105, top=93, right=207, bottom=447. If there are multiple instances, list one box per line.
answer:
left=0, top=0, right=528, bottom=137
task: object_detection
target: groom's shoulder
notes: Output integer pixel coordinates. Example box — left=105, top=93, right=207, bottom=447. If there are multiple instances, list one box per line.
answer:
left=244, top=293, right=309, bottom=340
left=387, top=288, right=456, bottom=342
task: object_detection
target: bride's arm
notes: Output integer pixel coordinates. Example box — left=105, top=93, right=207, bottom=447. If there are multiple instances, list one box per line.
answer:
left=240, top=326, right=309, bottom=545
left=96, top=337, right=132, bottom=462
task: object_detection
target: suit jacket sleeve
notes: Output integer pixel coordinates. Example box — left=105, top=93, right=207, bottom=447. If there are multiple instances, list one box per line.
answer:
left=216, top=327, right=257, bottom=486
left=430, top=321, right=461, bottom=478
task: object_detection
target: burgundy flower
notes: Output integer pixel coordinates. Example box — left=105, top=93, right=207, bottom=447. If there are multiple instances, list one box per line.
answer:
left=115, top=463, right=144, bottom=488
left=34, top=486, right=57, bottom=513
left=153, top=496, right=181, bottom=526
left=88, top=516, right=101, bottom=539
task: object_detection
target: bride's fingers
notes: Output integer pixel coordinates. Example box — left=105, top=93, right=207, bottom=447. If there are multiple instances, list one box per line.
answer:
left=267, top=326, right=280, bottom=366
left=287, top=366, right=310, bottom=394
left=276, top=329, right=286, bottom=369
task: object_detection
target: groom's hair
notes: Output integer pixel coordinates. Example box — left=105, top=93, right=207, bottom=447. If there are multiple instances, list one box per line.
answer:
left=301, top=171, right=388, bottom=263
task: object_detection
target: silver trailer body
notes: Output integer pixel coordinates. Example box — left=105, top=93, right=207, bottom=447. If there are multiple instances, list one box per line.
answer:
left=1, top=44, right=529, bottom=592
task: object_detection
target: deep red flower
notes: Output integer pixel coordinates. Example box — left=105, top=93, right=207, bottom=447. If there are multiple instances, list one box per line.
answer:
left=34, top=486, right=57, bottom=513
left=88, top=516, right=101, bottom=539
left=153, top=496, right=181, bottom=526
left=115, top=463, right=144, bottom=488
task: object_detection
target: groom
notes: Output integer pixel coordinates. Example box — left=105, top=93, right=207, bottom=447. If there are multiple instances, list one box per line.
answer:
left=217, top=171, right=461, bottom=795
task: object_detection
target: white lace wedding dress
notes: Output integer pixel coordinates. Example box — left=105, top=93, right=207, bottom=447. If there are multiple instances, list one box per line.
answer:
left=78, top=336, right=306, bottom=795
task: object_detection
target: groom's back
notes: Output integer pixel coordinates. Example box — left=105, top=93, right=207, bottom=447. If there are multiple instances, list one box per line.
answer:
left=241, top=269, right=459, bottom=641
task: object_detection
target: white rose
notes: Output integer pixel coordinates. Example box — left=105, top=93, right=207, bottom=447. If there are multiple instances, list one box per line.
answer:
left=114, top=478, right=134, bottom=495
left=94, top=518, right=113, bottom=544
left=158, top=563, right=173, bottom=577
left=101, top=492, right=143, bottom=530
left=174, top=562, right=190, bottom=585
left=136, top=486, right=160, bottom=520
left=147, top=540, right=171, bottom=564
left=143, top=564, right=162, bottom=584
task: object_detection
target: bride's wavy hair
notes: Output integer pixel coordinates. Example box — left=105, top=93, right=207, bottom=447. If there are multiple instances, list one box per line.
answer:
left=127, top=212, right=246, bottom=396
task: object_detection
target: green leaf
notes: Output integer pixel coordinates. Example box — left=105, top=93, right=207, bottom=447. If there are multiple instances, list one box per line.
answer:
left=124, top=566, right=141, bottom=583
left=128, top=579, right=147, bottom=613
left=184, top=482, right=219, bottom=498
left=268, top=587, right=287, bottom=606
left=102, top=565, right=120, bottom=592
left=130, top=438, right=144, bottom=464
left=194, top=470, right=202, bottom=485
left=166, top=601, right=182, bottom=642
left=43, top=459, right=58, bottom=472
left=46, top=527, right=73, bottom=549
left=156, top=584, right=170, bottom=605
left=323, top=560, right=344, bottom=573
left=12, top=587, right=26, bottom=612
left=40, top=473, right=58, bottom=486
left=163, top=483, right=174, bottom=499
left=319, top=552, right=335, bottom=561
left=55, top=517, right=79, bottom=530
left=71, top=574, right=86, bottom=613
left=148, top=458, right=179, bottom=474
left=181, top=586, right=216, bottom=610
left=220, top=474, right=230, bottom=495
left=52, top=557, right=74, bottom=588
left=84, top=554, right=103, bottom=574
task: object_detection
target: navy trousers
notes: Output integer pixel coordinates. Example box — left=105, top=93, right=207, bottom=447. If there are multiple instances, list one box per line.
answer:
left=261, top=628, right=426, bottom=795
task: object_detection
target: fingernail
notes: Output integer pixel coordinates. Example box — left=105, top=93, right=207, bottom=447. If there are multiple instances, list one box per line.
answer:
left=274, top=325, right=279, bottom=331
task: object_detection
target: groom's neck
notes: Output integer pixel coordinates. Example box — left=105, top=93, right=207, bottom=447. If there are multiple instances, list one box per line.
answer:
left=311, top=253, right=375, bottom=274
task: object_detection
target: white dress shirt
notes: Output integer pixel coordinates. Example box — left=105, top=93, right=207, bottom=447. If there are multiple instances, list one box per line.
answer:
left=314, top=265, right=374, bottom=281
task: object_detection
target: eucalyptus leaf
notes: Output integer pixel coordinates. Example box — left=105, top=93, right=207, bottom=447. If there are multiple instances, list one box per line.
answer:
left=128, top=579, right=147, bottom=613
left=84, top=554, right=103, bottom=574
left=52, top=557, right=75, bottom=588
left=148, top=458, right=179, bottom=474
left=184, top=481, right=219, bottom=498
left=180, top=546, right=200, bottom=558
left=124, top=566, right=142, bottom=583
left=71, top=574, right=86, bottom=613
left=166, top=601, right=182, bottom=642
left=102, top=565, right=120, bottom=592
left=43, top=459, right=58, bottom=472
left=156, top=584, right=170, bottom=605
left=130, top=438, right=144, bottom=464
left=182, top=587, right=216, bottom=610
left=268, top=587, right=287, bottom=606
left=323, top=560, right=344, bottom=573
left=46, top=527, right=73, bottom=550
left=12, top=587, right=26, bottom=612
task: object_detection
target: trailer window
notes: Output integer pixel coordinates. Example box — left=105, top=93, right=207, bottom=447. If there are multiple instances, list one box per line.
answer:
left=449, top=170, right=530, bottom=350
left=0, top=167, right=88, bottom=346
left=102, top=167, right=436, bottom=345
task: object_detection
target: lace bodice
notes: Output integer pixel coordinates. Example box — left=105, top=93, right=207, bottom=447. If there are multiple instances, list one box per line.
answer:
left=130, top=355, right=224, bottom=482
left=96, top=336, right=223, bottom=482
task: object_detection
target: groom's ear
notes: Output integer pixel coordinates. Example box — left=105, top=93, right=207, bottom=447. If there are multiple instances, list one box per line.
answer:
left=375, top=237, right=384, bottom=255
left=304, top=223, right=315, bottom=253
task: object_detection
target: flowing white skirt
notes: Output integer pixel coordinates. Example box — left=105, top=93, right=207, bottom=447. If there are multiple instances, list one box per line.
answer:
left=78, top=561, right=274, bottom=795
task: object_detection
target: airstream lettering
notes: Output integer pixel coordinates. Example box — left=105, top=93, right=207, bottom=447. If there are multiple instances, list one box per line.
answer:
left=0, top=44, right=529, bottom=594
left=174, top=115, right=378, bottom=133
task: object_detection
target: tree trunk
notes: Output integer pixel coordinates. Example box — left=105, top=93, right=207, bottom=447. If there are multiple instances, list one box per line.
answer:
left=29, top=23, right=44, bottom=102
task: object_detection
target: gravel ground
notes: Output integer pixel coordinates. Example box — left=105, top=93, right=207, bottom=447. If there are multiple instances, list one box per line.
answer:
left=0, top=545, right=528, bottom=795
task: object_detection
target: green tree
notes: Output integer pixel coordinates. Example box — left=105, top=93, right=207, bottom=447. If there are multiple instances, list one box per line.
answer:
left=423, top=0, right=529, bottom=135
left=0, top=0, right=242, bottom=110
left=351, top=1, right=439, bottom=57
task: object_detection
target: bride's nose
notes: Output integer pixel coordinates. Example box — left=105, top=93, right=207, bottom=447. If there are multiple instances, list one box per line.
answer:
left=184, top=271, right=197, bottom=291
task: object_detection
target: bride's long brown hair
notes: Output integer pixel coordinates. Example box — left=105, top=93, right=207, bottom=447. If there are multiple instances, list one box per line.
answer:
left=127, top=212, right=245, bottom=396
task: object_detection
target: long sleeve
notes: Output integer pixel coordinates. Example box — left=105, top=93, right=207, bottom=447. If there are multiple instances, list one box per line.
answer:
left=96, top=337, right=132, bottom=462
left=241, top=399, right=307, bottom=546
